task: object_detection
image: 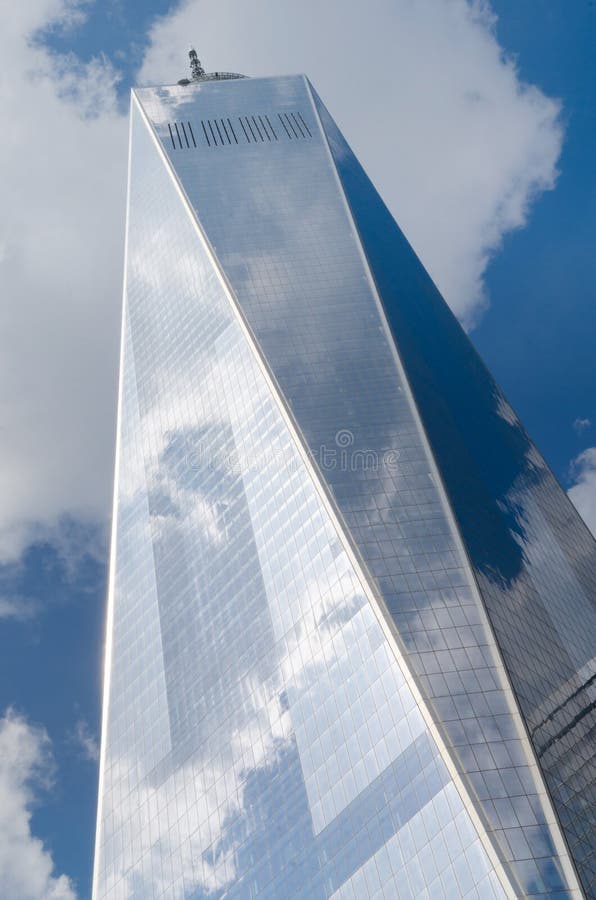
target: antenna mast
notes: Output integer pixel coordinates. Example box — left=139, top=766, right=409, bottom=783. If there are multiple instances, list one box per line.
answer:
left=189, top=48, right=206, bottom=81
left=176, top=48, right=246, bottom=85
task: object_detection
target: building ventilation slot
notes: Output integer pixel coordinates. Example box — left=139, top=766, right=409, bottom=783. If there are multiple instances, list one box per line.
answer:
left=295, top=112, right=311, bottom=137
left=166, top=112, right=312, bottom=149
left=168, top=121, right=197, bottom=150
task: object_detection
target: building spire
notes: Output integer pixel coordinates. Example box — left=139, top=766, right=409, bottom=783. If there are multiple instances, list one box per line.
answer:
left=189, top=48, right=206, bottom=81
left=176, top=48, right=246, bottom=85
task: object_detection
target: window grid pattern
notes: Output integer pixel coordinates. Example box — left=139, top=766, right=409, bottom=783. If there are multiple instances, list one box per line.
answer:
left=94, top=99, right=504, bottom=899
left=311, top=88, right=596, bottom=897
left=136, top=75, right=580, bottom=896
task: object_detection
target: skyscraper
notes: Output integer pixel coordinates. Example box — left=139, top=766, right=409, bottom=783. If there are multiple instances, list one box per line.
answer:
left=93, top=62, right=596, bottom=899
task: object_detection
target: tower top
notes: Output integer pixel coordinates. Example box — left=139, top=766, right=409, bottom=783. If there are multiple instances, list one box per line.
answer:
left=189, top=48, right=205, bottom=81
left=176, top=48, right=246, bottom=86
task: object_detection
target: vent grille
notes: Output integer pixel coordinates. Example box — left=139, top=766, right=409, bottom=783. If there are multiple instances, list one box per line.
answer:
left=168, top=121, right=197, bottom=149
left=166, top=111, right=313, bottom=150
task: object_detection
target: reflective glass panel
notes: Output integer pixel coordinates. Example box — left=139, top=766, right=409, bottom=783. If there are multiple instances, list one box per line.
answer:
left=133, top=74, right=583, bottom=896
left=94, top=97, right=507, bottom=899
left=312, top=86, right=596, bottom=898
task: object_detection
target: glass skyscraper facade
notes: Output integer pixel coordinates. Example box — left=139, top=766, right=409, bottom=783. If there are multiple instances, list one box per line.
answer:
left=93, top=73, right=596, bottom=899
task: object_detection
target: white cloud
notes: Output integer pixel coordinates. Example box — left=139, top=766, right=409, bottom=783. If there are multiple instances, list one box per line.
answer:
left=0, top=0, right=564, bottom=566
left=0, top=517, right=105, bottom=620
left=568, top=447, right=596, bottom=537
left=573, top=417, right=592, bottom=434
left=0, top=596, right=38, bottom=622
left=139, top=0, right=563, bottom=328
left=71, top=719, right=99, bottom=763
left=0, top=710, right=76, bottom=899
left=0, top=0, right=126, bottom=563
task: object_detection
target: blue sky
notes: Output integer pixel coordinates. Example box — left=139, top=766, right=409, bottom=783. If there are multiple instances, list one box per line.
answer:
left=475, top=0, right=596, bottom=481
left=0, top=1, right=594, bottom=897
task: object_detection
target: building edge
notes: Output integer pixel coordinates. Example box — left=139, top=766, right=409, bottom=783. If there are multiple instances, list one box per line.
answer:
left=303, top=77, right=584, bottom=897
left=91, top=98, right=134, bottom=900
